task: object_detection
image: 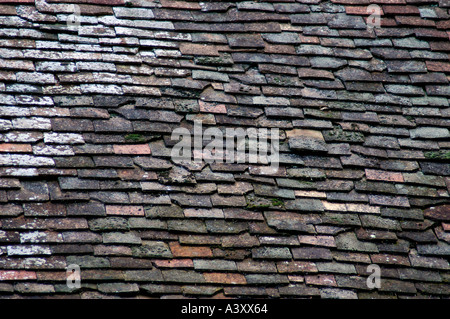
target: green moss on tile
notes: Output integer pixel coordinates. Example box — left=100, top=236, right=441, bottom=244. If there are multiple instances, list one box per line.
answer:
left=124, top=133, right=146, bottom=142
left=270, top=198, right=285, bottom=207
left=424, top=150, right=450, bottom=160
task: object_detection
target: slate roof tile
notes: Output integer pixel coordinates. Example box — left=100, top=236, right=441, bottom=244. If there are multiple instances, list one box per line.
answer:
left=0, top=0, right=448, bottom=300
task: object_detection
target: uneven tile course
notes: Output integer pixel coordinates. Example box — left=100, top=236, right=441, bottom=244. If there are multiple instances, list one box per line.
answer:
left=0, top=0, right=448, bottom=300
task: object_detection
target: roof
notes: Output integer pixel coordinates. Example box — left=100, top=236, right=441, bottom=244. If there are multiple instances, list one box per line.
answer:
left=0, top=0, right=449, bottom=299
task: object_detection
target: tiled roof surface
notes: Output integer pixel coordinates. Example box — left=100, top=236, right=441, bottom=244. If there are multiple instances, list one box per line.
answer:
left=0, top=0, right=449, bottom=299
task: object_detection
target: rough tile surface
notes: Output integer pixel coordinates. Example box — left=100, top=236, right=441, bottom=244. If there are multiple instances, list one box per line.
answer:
left=0, top=0, right=448, bottom=299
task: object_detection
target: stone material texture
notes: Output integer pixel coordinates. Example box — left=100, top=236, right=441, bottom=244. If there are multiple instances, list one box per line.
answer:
left=0, top=0, right=448, bottom=300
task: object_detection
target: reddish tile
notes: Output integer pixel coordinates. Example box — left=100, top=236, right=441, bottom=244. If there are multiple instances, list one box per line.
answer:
left=199, top=100, right=227, bottom=114
left=365, top=169, right=404, bottom=182
left=346, top=6, right=385, bottom=15
left=395, top=16, right=435, bottom=27
left=0, top=5, right=16, bottom=14
left=204, top=273, right=247, bottom=285
left=169, top=242, right=213, bottom=258
left=298, top=35, right=320, bottom=44
left=429, top=41, right=450, bottom=52
left=298, top=235, right=336, bottom=247
left=345, top=6, right=370, bottom=15
left=264, top=44, right=297, bottom=54
left=160, top=0, right=201, bottom=9
left=113, top=144, right=151, bottom=155
left=94, top=245, right=132, bottom=256
left=79, top=4, right=113, bottom=15
left=426, top=61, right=450, bottom=72
left=0, top=143, right=32, bottom=153
left=106, top=205, right=145, bottom=216
left=436, top=20, right=450, bottom=30
left=371, top=254, right=410, bottom=266
left=382, top=5, right=419, bottom=15
left=424, top=205, right=450, bottom=222
left=179, top=43, right=220, bottom=56
left=298, top=68, right=335, bottom=80
left=333, top=251, right=371, bottom=264
left=374, top=17, right=397, bottom=27
left=416, top=30, right=449, bottom=40
left=0, top=270, right=36, bottom=281
left=152, top=259, right=194, bottom=268
left=305, top=274, right=337, bottom=287
left=36, top=271, right=67, bottom=281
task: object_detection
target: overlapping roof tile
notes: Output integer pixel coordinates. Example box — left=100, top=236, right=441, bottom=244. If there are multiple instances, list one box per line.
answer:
left=0, top=0, right=449, bottom=299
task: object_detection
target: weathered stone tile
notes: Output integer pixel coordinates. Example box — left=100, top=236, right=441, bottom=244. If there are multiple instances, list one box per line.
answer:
left=423, top=205, right=450, bottom=222
left=335, top=232, right=378, bottom=253
left=44, top=133, right=84, bottom=145
left=80, top=84, right=123, bottom=95
left=0, top=0, right=449, bottom=299
left=365, top=169, right=403, bottom=182
left=289, top=136, right=328, bottom=153
left=7, top=181, right=49, bottom=202
left=15, top=95, right=53, bottom=106
left=386, top=60, right=427, bottom=73
left=403, top=172, right=446, bottom=187
left=33, top=145, right=74, bottom=156
left=264, top=211, right=320, bottom=233
left=410, top=127, right=450, bottom=139
left=113, top=7, right=154, bottom=19
left=192, top=70, right=229, bottom=82
left=291, top=13, right=328, bottom=25
left=67, top=202, right=106, bottom=217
